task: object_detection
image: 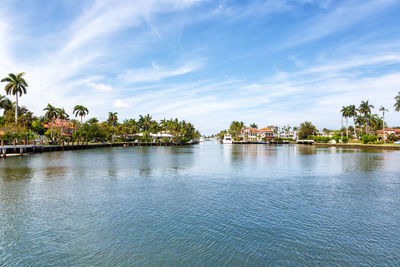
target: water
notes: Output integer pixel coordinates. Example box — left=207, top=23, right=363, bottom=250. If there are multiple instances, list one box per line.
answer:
left=1, top=143, right=400, bottom=266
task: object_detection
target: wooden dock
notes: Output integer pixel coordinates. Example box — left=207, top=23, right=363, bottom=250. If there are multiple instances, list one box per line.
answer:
left=0, top=141, right=197, bottom=158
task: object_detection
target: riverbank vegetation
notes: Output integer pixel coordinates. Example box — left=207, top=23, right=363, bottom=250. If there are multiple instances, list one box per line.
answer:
left=0, top=72, right=200, bottom=145
left=214, top=96, right=400, bottom=145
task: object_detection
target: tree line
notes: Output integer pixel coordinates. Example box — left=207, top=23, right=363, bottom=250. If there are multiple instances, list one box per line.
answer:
left=0, top=72, right=200, bottom=144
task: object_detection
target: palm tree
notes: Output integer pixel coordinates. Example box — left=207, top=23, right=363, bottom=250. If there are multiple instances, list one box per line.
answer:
left=1, top=72, right=28, bottom=124
left=341, top=106, right=350, bottom=137
left=57, top=108, right=69, bottom=120
left=395, top=92, right=400, bottom=112
left=108, top=112, right=118, bottom=127
left=358, top=100, right=374, bottom=134
left=379, top=106, right=388, bottom=143
left=139, top=114, right=153, bottom=132
left=347, top=105, right=357, bottom=138
left=250, top=123, right=258, bottom=129
left=73, top=105, right=89, bottom=123
left=70, top=119, right=80, bottom=131
left=43, top=104, right=58, bottom=141
left=355, top=115, right=365, bottom=137
left=57, top=108, right=69, bottom=138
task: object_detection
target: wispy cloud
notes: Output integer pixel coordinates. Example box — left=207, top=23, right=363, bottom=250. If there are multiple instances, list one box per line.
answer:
left=0, top=0, right=399, bottom=134
left=285, top=0, right=397, bottom=46
left=118, top=60, right=204, bottom=85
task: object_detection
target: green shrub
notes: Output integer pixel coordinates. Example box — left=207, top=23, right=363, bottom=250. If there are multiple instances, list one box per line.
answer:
left=332, top=135, right=341, bottom=143
left=313, top=136, right=329, bottom=143
left=341, top=137, right=348, bottom=143
left=361, top=135, right=377, bottom=144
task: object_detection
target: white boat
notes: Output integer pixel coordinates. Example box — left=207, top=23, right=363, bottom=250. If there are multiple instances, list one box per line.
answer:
left=199, top=137, right=205, bottom=142
left=223, top=134, right=233, bottom=144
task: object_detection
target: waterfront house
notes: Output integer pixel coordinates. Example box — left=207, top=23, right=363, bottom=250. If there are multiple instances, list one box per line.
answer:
left=135, top=131, right=175, bottom=141
left=44, top=118, right=77, bottom=137
left=241, top=127, right=275, bottom=142
left=278, top=132, right=297, bottom=140
left=377, top=128, right=400, bottom=138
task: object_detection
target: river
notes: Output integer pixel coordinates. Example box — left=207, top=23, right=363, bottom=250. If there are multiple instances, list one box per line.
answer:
left=1, top=143, right=399, bottom=265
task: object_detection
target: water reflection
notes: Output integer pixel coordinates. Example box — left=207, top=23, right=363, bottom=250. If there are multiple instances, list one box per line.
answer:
left=0, top=144, right=400, bottom=266
left=0, top=166, right=33, bottom=182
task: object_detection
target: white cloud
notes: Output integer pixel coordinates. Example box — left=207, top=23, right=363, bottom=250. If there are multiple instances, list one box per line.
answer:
left=88, top=82, right=113, bottom=92
left=0, top=0, right=399, bottom=135
left=119, top=60, right=203, bottom=85
left=0, top=0, right=203, bottom=119
left=113, top=99, right=130, bottom=109
left=285, top=0, right=397, bottom=46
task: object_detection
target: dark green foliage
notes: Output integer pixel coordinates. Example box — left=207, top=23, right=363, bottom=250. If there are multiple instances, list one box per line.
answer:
left=313, top=136, right=331, bottom=143
left=361, top=135, right=377, bottom=144
left=73, top=121, right=107, bottom=141
left=298, top=121, right=317, bottom=139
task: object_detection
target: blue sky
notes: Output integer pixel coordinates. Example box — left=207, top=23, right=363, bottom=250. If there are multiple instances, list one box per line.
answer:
left=1, top=0, right=400, bottom=134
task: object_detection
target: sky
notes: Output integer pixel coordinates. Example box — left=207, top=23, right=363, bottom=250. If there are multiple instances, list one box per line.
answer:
left=0, top=0, right=400, bottom=134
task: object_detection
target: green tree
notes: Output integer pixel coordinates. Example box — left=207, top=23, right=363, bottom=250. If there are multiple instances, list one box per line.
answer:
left=73, top=121, right=106, bottom=142
left=1, top=72, right=28, bottom=124
left=73, top=105, right=89, bottom=123
left=56, top=108, right=69, bottom=139
left=87, top=117, right=99, bottom=124
left=358, top=100, right=374, bottom=134
left=341, top=106, right=350, bottom=137
left=43, top=104, right=57, bottom=141
left=0, top=95, right=13, bottom=115
left=249, top=123, right=258, bottom=129
left=31, top=120, right=46, bottom=135
left=298, top=121, right=317, bottom=139
left=229, top=121, right=244, bottom=138
left=139, top=114, right=153, bottom=132
left=347, top=104, right=357, bottom=138
left=379, top=106, right=388, bottom=143
left=108, top=112, right=118, bottom=127
left=395, top=92, right=400, bottom=112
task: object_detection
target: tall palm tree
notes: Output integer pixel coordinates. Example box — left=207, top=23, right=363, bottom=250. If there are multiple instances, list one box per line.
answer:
left=1, top=72, right=28, bottom=124
left=395, top=92, right=400, bottom=112
left=358, top=100, right=374, bottom=134
left=57, top=108, right=69, bottom=120
left=347, top=105, right=357, bottom=138
left=139, top=114, right=153, bottom=132
left=355, top=115, right=365, bottom=137
left=108, top=112, right=118, bottom=127
left=73, top=105, right=89, bottom=123
left=57, top=108, right=69, bottom=138
left=44, top=104, right=58, bottom=141
left=379, top=106, right=388, bottom=143
left=341, top=106, right=350, bottom=137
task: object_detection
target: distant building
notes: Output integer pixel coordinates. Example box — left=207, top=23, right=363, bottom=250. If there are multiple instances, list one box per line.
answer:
left=377, top=128, right=400, bottom=137
left=278, top=132, right=297, bottom=140
left=135, top=131, right=175, bottom=140
left=319, top=132, right=333, bottom=138
left=43, top=118, right=77, bottom=137
left=241, top=127, right=275, bottom=142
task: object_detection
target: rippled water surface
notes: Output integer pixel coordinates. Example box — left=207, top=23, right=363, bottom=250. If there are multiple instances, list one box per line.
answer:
left=1, top=143, right=400, bottom=266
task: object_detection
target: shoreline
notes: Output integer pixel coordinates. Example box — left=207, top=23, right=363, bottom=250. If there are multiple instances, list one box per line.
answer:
left=0, top=141, right=198, bottom=158
left=229, top=141, right=400, bottom=150
left=313, top=143, right=400, bottom=150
